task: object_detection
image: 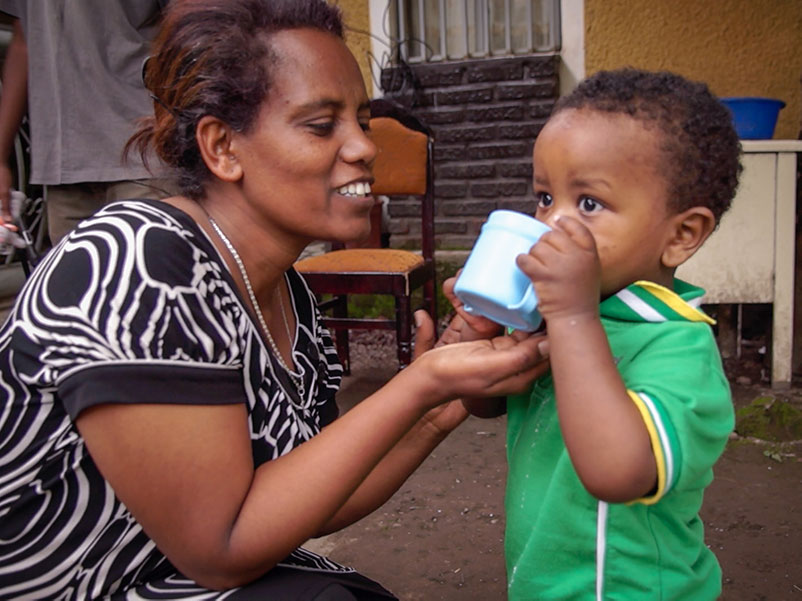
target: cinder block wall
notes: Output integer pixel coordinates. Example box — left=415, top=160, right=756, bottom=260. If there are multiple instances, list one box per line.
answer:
left=380, top=55, right=560, bottom=249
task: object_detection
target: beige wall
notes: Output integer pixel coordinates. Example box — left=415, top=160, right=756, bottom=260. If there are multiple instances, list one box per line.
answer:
left=336, top=0, right=374, bottom=96
left=585, top=0, right=802, bottom=139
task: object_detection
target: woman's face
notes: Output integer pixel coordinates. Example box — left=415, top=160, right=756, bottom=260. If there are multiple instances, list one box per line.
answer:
left=231, top=28, right=377, bottom=244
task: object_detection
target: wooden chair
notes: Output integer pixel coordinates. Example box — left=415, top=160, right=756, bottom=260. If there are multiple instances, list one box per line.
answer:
left=295, top=99, right=436, bottom=373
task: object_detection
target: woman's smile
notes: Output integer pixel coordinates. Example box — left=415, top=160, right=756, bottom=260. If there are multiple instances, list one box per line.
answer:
left=335, top=180, right=374, bottom=207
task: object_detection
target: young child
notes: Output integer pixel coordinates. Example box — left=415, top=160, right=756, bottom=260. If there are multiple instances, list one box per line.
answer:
left=445, top=68, right=742, bottom=600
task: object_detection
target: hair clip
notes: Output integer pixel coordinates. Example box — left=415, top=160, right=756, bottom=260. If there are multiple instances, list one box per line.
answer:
left=141, top=55, right=153, bottom=85
left=149, top=93, right=180, bottom=120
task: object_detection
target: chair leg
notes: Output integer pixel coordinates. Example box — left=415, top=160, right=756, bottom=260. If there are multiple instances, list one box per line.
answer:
left=396, top=295, right=412, bottom=370
left=333, top=295, right=351, bottom=375
left=423, top=278, right=437, bottom=329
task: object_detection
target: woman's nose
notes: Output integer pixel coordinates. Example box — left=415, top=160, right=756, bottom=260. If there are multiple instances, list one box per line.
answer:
left=341, top=122, right=378, bottom=165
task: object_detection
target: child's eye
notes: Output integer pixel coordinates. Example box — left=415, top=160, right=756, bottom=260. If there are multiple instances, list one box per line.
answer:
left=359, top=120, right=370, bottom=133
left=578, top=196, right=603, bottom=214
left=535, top=192, right=553, bottom=209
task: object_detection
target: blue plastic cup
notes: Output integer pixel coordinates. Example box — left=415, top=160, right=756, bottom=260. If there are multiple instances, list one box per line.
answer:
left=454, top=210, right=550, bottom=331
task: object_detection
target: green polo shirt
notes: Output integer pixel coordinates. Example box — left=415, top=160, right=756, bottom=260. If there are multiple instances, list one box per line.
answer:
left=505, top=280, right=734, bottom=600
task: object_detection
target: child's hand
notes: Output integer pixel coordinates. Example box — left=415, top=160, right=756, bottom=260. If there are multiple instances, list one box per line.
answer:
left=516, top=216, right=601, bottom=324
left=437, top=274, right=503, bottom=348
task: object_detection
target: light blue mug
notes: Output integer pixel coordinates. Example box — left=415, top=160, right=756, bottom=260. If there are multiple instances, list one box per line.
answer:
left=453, top=210, right=550, bottom=331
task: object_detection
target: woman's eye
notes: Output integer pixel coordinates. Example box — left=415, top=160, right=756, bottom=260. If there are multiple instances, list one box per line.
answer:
left=308, top=121, right=335, bottom=136
left=579, top=196, right=603, bottom=213
left=535, top=192, right=553, bottom=208
left=359, top=120, right=370, bottom=133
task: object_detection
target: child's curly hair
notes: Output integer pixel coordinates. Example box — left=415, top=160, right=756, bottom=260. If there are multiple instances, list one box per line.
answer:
left=554, top=68, right=742, bottom=224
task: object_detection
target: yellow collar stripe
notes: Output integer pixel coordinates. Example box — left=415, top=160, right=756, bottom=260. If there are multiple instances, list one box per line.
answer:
left=633, top=281, right=715, bottom=325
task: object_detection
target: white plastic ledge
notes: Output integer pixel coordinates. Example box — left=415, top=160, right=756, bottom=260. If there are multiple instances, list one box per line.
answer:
left=741, top=139, right=802, bottom=153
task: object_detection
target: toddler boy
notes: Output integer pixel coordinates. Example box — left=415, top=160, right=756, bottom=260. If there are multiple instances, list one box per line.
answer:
left=448, top=68, right=742, bottom=600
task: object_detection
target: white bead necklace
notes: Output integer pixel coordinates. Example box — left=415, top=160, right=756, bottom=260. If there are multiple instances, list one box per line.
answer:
left=207, top=217, right=305, bottom=398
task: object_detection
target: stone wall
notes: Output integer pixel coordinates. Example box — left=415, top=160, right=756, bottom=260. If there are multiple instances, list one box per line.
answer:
left=379, top=54, right=560, bottom=249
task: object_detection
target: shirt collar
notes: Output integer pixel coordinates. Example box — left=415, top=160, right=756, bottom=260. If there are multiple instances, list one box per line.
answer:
left=600, top=279, right=715, bottom=324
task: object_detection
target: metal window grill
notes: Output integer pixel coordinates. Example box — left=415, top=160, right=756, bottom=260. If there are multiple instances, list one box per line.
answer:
left=395, top=0, right=560, bottom=63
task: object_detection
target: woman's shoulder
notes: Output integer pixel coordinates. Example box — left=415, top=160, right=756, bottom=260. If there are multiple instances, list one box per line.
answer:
left=79, top=198, right=207, bottom=244
left=14, top=198, right=240, bottom=344
left=43, top=199, right=218, bottom=287
left=5, top=198, right=247, bottom=386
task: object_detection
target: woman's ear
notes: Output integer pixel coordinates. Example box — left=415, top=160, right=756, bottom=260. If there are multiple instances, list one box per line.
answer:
left=196, top=115, right=243, bottom=183
left=661, top=207, right=716, bottom=268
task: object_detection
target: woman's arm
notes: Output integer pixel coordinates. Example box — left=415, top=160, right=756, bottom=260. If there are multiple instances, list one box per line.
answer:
left=318, top=311, right=550, bottom=534
left=76, top=319, right=544, bottom=591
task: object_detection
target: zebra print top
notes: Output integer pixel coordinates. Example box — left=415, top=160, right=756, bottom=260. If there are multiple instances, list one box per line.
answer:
left=0, top=200, right=350, bottom=599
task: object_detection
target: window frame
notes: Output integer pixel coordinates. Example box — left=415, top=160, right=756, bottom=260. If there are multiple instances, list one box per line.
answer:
left=389, top=0, right=562, bottom=64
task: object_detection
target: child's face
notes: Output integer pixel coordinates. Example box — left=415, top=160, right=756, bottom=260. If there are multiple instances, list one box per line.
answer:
left=532, top=108, right=678, bottom=296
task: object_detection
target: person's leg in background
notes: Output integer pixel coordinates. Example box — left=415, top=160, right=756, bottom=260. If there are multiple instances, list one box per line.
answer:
left=46, top=178, right=178, bottom=245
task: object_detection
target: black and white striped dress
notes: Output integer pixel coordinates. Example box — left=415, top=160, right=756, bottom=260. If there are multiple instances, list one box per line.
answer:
left=0, top=200, right=389, bottom=600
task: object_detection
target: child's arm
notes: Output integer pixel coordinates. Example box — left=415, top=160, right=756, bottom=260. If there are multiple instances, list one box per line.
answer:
left=516, top=217, right=657, bottom=503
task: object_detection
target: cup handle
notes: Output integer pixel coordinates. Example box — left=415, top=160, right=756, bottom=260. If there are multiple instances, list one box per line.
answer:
left=509, top=284, right=537, bottom=314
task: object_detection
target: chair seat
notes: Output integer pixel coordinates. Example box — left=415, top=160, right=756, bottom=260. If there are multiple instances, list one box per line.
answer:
left=295, top=249, right=424, bottom=274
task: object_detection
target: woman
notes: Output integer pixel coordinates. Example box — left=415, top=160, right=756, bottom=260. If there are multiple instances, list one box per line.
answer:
left=0, top=1, right=547, bottom=599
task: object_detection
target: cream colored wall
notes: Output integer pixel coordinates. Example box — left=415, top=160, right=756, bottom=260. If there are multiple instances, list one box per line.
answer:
left=585, top=0, right=802, bottom=139
left=336, top=0, right=374, bottom=96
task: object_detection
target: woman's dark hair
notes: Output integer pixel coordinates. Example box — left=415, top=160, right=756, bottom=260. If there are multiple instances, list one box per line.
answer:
left=553, top=68, right=742, bottom=223
left=127, top=0, right=344, bottom=199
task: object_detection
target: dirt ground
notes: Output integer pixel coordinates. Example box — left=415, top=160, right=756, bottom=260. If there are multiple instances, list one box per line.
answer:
left=2, top=262, right=797, bottom=599
left=306, top=331, right=802, bottom=601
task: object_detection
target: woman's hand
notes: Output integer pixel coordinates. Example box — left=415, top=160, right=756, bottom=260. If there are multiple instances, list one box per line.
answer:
left=412, top=309, right=470, bottom=435
left=436, top=278, right=549, bottom=419
left=413, top=310, right=548, bottom=432
left=412, top=318, right=549, bottom=409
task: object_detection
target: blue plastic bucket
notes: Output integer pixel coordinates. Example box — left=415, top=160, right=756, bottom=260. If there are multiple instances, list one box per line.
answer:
left=720, top=97, right=786, bottom=139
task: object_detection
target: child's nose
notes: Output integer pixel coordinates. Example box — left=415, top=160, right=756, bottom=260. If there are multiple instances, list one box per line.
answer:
left=541, top=209, right=568, bottom=229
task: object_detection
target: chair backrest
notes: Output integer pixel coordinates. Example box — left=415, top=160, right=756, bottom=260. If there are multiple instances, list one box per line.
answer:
left=370, top=118, right=428, bottom=196
left=365, top=99, right=435, bottom=260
